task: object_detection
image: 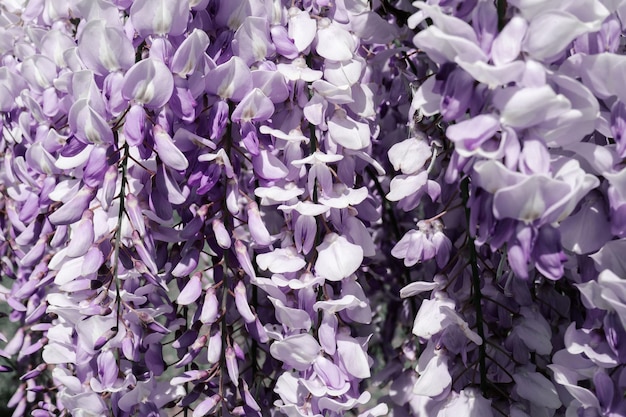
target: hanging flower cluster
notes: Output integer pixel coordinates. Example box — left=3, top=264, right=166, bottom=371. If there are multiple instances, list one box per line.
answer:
left=2, top=0, right=626, bottom=417
left=0, top=0, right=400, bottom=416
left=389, top=0, right=626, bottom=416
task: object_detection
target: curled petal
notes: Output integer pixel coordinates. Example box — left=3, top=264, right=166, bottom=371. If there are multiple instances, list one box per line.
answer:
left=171, top=29, right=210, bottom=77
left=231, top=88, right=275, bottom=123
left=256, top=248, right=306, bottom=274
left=327, top=108, right=371, bottom=150
left=270, top=334, right=321, bottom=371
left=49, top=186, right=94, bottom=226
left=233, top=16, right=275, bottom=65
left=316, top=22, right=356, bottom=61
left=78, top=20, right=134, bottom=75
left=69, top=99, right=114, bottom=145
left=413, top=353, right=451, bottom=397
left=315, top=233, right=363, bottom=281
left=122, top=59, right=174, bottom=109
left=205, top=56, right=252, bottom=102
left=130, top=0, right=189, bottom=37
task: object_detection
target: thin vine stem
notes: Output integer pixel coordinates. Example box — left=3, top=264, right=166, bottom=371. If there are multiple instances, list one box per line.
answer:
left=497, top=0, right=508, bottom=30
left=111, top=140, right=129, bottom=333
left=461, top=177, right=487, bottom=395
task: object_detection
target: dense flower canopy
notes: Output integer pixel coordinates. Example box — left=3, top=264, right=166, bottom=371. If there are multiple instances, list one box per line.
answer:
left=1, top=0, right=626, bottom=416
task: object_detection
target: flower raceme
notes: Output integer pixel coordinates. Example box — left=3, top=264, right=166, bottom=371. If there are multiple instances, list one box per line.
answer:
left=0, top=0, right=397, bottom=416
left=398, top=1, right=626, bottom=416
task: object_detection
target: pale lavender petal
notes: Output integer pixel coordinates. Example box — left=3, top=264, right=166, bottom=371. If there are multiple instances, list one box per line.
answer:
left=234, top=281, right=255, bottom=323
left=83, top=145, right=109, bottom=187
left=327, top=108, right=371, bottom=150
left=271, top=25, right=299, bottom=59
left=315, top=233, right=363, bottom=281
left=226, top=347, right=239, bottom=386
left=78, top=20, right=134, bottom=75
left=199, top=287, right=219, bottom=324
left=69, top=99, right=114, bottom=145
left=288, top=10, right=317, bottom=52
left=252, top=150, right=288, bottom=180
left=193, top=395, right=219, bottom=417
left=232, top=16, right=274, bottom=65
left=49, top=186, right=94, bottom=226
left=251, top=69, right=290, bottom=103
left=316, top=22, right=356, bottom=61
left=491, top=16, right=528, bottom=65
left=205, top=56, right=252, bottom=101
left=270, top=334, right=321, bottom=371
left=153, top=125, right=189, bottom=171
left=446, top=114, right=499, bottom=151
left=125, top=193, right=146, bottom=237
left=413, top=26, right=487, bottom=65
left=513, top=371, right=561, bottom=409
left=231, top=88, right=275, bottom=123
left=171, top=28, right=210, bottom=77
left=123, top=103, right=147, bottom=147
left=81, top=247, right=104, bottom=276
left=122, top=58, right=174, bottom=109
left=549, top=364, right=600, bottom=411
left=256, top=247, right=306, bottom=274
left=386, top=172, right=429, bottom=203
left=400, top=281, right=439, bottom=298
left=437, top=389, right=494, bottom=417
left=412, top=353, right=451, bottom=397
left=212, top=219, right=231, bottom=249
left=171, top=247, right=199, bottom=278
left=295, top=214, right=317, bottom=255
left=207, top=330, right=221, bottom=364
left=235, top=240, right=256, bottom=279
left=156, top=163, right=187, bottom=205
left=268, top=296, right=311, bottom=330
left=247, top=201, right=272, bottom=246
left=494, top=85, right=571, bottom=129
left=523, top=11, right=591, bottom=60
left=66, top=212, right=94, bottom=258
left=177, top=273, right=203, bottom=305
left=319, top=311, right=338, bottom=355
left=493, top=176, right=570, bottom=223
left=130, top=0, right=189, bottom=37
left=388, top=138, right=432, bottom=175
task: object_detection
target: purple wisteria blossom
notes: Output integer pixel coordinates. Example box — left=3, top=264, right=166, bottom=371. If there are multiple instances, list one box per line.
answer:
left=2, top=0, right=626, bottom=417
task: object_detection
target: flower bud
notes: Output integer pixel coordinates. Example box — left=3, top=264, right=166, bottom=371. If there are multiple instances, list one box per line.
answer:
left=234, top=281, right=255, bottom=323
left=225, top=347, right=239, bottom=387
